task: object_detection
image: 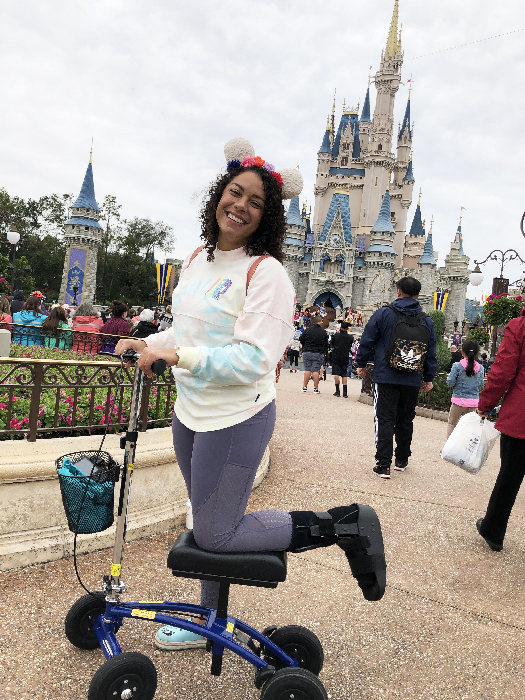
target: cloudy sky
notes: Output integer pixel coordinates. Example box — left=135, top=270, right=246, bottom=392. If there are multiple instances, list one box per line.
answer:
left=1, top=0, right=524, bottom=299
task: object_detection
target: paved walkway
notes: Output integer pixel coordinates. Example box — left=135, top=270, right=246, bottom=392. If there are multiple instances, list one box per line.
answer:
left=1, top=372, right=523, bottom=699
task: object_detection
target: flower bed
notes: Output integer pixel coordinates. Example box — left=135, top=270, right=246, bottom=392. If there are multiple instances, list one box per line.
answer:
left=0, top=346, right=176, bottom=439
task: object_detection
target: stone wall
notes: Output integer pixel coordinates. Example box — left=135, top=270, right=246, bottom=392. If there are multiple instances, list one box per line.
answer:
left=0, top=427, right=270, bottom=571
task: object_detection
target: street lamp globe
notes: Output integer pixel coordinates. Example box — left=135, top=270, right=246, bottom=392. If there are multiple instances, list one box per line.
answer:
left=469, top=264, right=484, bottom=287
left=6, top=227, right=20, bottom=246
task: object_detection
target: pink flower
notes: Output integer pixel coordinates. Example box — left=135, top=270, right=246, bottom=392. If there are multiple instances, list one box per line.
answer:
left=488, top=300, right=494, bottom=304
left=516, top=296, right=523, bottom=301
left=0, top=403, right=6, bottom=410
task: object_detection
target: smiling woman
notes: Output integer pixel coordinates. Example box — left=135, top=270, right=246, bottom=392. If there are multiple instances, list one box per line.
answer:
left=114, top=136, right=387, bottom=651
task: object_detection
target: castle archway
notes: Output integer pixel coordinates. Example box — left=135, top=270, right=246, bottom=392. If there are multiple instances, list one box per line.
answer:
left=312, top=291, right=344, bottom=310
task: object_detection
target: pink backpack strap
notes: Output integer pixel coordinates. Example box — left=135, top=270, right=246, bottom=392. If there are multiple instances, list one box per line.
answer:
left=246, top=255, right=272, bottom=291
left=186, top=245, right=206, bottom=270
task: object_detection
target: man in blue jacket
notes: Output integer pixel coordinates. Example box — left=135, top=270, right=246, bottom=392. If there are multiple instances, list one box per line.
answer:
left=356, top=276, right=437, bottom=478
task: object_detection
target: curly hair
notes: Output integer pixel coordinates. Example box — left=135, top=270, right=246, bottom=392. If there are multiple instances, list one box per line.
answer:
left=199, top=166, right=286, bottom=263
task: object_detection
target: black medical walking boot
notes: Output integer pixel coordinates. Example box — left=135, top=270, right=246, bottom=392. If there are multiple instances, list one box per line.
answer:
left=288, top=504, right=386, bottom=601
left=333, top=384, right=340, bottom=397
left=342, top=385, right=348, bottom=398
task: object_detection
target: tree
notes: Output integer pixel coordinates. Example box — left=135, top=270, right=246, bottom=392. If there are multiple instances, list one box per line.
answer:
left=98, top=195, right=123, bottom=291
left=428, top=309, right=451, bottom=372
left=118, top=217, right=175, bottom=260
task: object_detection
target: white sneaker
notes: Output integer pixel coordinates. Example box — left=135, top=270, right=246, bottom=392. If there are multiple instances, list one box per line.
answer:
left=313, top=388, right=320, bottom=394
left=301, top=387, right=307, bottom=392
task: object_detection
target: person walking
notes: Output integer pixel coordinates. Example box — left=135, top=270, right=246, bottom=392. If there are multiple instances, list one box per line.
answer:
left=445, top=339, right=484, bottom=438
left=116, top=143, right=387, bottom=650
left=476, top=305, right=525, bottom=551
left=299, top=314, right=329, bottom=393
left=330, top=321, right=354, bottom=398
left=355, top=276, right=437, bottom=478
left=287, top=325, right=301, bottom=372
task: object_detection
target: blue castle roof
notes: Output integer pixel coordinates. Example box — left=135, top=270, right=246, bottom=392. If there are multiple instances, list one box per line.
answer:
left=286, top=196, right=304, bottom=227
left=72, top=162, right=99, bottom=211
left=328, top=167, right=365, bottom=177
left=465, top=299, right=484, bottom=323
left=402, top=160, right=414, bottom=182
left=370, top=190, right=395, bottom=233
left=360, top=88, right=371, bottom=123
left=318, top=128, right=331, bottom=154
left=408, top=203, right=424, bottom=236
left=284, top=236, right=304, bottom=246
left=65, top=216, right=103, bottom=230
left=399, top=97, right=412, bottom=141
left=301, top=251, right=312, bottom=263
left=352, top=121, right=361, bottom=158
left=320, top=192, right=352, bottom=245
left=331, top=114, right=350, bottom=158
left=354, top=255, right=366, bottom=267
left=419, top=233, right=437, bottom=265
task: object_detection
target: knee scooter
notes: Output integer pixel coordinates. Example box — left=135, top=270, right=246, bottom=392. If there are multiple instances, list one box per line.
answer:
left=60, top=351, right=378, bottom=700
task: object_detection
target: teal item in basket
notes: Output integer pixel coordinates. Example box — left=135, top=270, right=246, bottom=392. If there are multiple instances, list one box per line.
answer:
left=58, top=457, right=114, bottom=533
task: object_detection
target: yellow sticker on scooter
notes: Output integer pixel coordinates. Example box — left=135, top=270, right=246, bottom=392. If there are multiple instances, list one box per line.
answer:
left=226, top=622, right=234, bottom=633
left=110, top=564, right=121, bottom=576
left=131, top=609, right=157, bottom=620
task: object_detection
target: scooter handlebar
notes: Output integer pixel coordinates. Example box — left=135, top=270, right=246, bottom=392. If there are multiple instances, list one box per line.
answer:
left=150, top=359, right=167, bottom=376
left=118, top=350, right=167, bottom=376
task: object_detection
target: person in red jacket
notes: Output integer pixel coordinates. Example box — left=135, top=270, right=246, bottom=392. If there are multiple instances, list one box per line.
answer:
left=476, top=307, right=525, bottom=551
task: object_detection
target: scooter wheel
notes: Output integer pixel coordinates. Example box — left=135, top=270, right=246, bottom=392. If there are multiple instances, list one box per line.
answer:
left=65, top=592, right=107, bottom=650
left=88, top=652, right=157, bottom=700
left=260, top=667, right=327, bottom=700
left=263, top=625, right=324, bottom=675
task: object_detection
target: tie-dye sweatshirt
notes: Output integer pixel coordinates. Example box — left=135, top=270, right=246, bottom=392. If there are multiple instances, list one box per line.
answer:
left=144, top=246, right=295, bottom=431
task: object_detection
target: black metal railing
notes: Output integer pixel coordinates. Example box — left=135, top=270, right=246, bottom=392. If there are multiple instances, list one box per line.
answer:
left=6, top=323, right=129, bottom=355
left=0, top=358, right=176, bottom=441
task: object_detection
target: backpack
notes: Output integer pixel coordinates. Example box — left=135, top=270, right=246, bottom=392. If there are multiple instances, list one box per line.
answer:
left=384, top=304, right=431, bottom=373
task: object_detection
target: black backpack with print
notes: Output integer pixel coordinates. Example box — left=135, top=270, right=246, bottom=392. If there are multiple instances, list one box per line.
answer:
left=384, top=305, right=431, bottom=373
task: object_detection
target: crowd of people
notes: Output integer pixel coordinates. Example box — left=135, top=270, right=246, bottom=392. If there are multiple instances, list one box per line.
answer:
left=1, top=290, right=174, bottom=353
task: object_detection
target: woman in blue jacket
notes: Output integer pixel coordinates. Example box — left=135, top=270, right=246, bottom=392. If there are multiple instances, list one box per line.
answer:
left=446, top=339, right=485, bottom=437
left=12, top=296, right=47, bottom=346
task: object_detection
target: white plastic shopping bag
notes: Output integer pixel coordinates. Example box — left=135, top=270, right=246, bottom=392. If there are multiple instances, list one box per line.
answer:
left=441, top=412, right=500, bottom=474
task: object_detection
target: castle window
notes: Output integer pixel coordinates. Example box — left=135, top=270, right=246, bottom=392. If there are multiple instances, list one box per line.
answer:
left=85, top=226, right=89, bottom=231
left=341, top=157, right=348, bottom=166
left=375, top=178, right=378, bottom=186
left=342, top=143, right=349, bottom=151
left=377, top=144, right=382, bottom=151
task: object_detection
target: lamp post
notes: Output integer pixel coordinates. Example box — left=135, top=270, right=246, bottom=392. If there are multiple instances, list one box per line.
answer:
left=470, top=249, right=525, bottom=296
left=6, top=225, right=20, bottom=293
left=72, top=285, right=79, bottom=307
left=97, top=284, right=105, bottom=305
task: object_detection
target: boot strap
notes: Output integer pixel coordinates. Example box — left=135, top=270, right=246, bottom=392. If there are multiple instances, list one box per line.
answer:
left=310, top=512, right=335, bottom=537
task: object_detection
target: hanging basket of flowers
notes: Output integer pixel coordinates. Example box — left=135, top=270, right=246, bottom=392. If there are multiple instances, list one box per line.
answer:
left=483, top=293, right=523, bottom=327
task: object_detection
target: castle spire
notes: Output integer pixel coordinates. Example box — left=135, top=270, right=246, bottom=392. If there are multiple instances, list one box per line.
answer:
left=318, top=122, right=332, bottom=154
left=399, top=93, right=412, bottom=140
left=286, top=196, right=304, bottom=228
left=371, top=190, right=395, bottom=233
left=408, top=200, right=424, bottom=237
left=360, top=87, right=371, bottom=123
left=72, top=161, right=99, bottom=211
left=419, top=230, right=437, bottom=265
left=385, top=0, right=400, bottom=58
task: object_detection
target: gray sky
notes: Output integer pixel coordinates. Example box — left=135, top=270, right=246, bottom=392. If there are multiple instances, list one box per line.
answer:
left=1, top=0, right=524, bottom=299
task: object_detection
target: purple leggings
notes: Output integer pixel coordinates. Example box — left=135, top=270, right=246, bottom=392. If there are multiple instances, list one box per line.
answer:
left=172, top=400, right=292, bottom=607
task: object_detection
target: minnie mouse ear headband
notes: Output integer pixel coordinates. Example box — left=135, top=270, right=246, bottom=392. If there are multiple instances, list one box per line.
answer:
left=224, top=137, right=303, bottom=200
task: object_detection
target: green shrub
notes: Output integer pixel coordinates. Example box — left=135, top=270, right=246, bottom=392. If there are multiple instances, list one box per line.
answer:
left=427, top=310, right=451, bottom=372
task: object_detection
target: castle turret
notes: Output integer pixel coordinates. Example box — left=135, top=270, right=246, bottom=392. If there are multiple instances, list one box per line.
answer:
left=59, top=153, right=103, bottom=306
left=360, top=0, right=404, bottom=251
left=395, top=95, right=412, bottom=186
left=416, top=219, right=439, bottom=311
left=439, top=219, right=470, bottom=331
left=362, top=188, right=397, bottom=307
left=402, top=192, right=426, bottom=269
left=282, top=196, right=306, bottom=293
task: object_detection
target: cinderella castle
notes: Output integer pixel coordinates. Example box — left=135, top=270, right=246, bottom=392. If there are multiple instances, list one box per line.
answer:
left=283, top=0, right=470, bottom=332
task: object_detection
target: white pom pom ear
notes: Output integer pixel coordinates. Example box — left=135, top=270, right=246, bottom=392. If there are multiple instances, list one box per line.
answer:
left=224, top=137, right=255, bottom=163
left=279, top=167, right=304, bottom=200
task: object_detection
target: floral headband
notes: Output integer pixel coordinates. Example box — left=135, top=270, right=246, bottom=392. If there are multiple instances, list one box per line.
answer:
left=224, top=137, right=303, bottom=200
